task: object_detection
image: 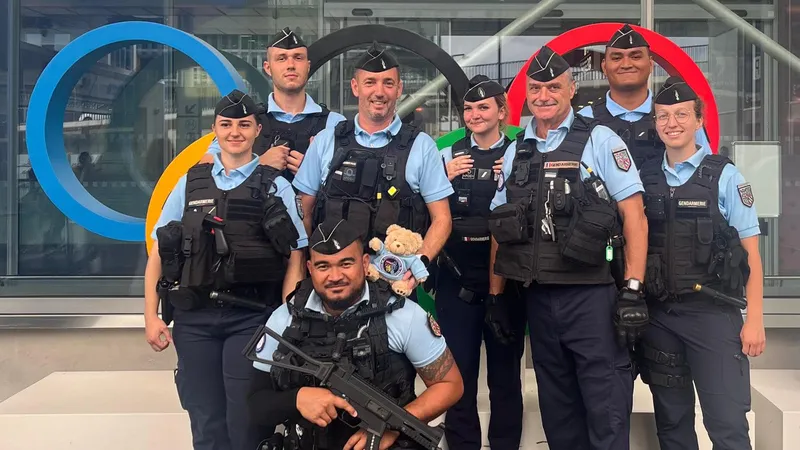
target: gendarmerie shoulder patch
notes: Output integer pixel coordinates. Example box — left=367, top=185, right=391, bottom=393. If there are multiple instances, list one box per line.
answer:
left=255, top=334, right=266, bottom=353
left=496, top=172, right=506, bottom=192
left=427, top=313, right=442, bottom=338
left=738, top=183, right=754, bottom=207
left=295, top=194, right=304, bottom=220
left=612, top=148, right=632, bottom=172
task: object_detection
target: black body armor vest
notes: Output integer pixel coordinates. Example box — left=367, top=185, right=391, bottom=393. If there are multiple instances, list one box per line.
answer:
left=272, top=279, right=419, bottom=449
left=592, top=99, right=664, bottom=170
left=640, top=154, right=732, bottom=298
left=253, top=105, right=331, bottom=182
left=446, top=135, right=511, bottom=292
left=313, top=120, right=429, bottom=243
left=492, top=115, right=616, bottom=287
left=177, top=165, right=288, bottom=305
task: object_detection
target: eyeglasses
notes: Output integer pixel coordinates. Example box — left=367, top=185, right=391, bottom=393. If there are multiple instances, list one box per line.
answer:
left=655, top=110, right=692, bottom=125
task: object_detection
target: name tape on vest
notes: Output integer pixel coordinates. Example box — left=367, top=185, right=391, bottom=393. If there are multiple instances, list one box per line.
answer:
left=188, top=199, right=216, bottom=207
left=543, top=161, right=581, bottom=169
left=677, top=199, right=708, bottom=209
left=463, top=236, right=490, bottom=242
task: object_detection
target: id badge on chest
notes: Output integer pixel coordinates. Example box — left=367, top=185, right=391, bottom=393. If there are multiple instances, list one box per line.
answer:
left=456, top=189, right=470, bottom=207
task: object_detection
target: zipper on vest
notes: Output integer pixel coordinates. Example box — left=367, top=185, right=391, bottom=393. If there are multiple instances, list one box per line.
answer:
left=531, top=153, right=547, bottom=285
left=666, top=188, right=676, bottom=296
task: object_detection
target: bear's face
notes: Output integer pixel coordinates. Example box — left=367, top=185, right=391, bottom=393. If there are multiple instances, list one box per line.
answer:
left=384, top=228, right=423, bottom=256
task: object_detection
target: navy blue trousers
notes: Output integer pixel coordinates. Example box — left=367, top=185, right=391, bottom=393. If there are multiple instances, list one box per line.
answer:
left=525, top=283, right=633, bottom=450
left=172, top=305, right=274, bottom=450
left=434, top=270, right=526, bottom=450
left=641, top=301, right=751, bottom=450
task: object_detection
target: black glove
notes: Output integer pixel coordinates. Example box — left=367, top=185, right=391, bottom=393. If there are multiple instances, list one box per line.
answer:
left=484, top=294, right=516, bottom=345
left=614, top=286, right=648, bottom=350
left=262, top=198, right=300, bottom=257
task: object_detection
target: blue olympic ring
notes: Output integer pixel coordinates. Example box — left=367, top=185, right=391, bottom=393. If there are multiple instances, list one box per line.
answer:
left=26, top=21, right=245, bottom=241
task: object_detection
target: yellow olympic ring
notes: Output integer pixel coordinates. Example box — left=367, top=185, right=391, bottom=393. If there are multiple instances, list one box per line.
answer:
left=145, top=132, right=216, bottom=254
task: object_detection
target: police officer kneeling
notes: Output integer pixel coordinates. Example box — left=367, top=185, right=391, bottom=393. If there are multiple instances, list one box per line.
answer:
left=247, top=219, right=464, bottom=450
left=636, top=77, right=766, bottom=450
left=488, top=46, right=649, bottom=450
left=144, top=90, right=308, bottom=450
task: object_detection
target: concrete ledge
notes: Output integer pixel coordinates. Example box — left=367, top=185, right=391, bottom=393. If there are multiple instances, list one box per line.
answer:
left=750, top=369, right=800, bottom=449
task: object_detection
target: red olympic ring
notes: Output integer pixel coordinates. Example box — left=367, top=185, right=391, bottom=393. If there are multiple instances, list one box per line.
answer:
left=506, top=22, right=720, bottom=153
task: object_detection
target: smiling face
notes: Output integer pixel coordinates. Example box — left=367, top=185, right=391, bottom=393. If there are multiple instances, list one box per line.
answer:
left=464, top=96, right=506, bottom=136
left=211, top=115, right=261, bottom=156
left=602, top=47, right=653, bottom=92
left=654, top=100, right=703, bottom=149
left=265, top=47, right=310, bottom=94
left=308, top=240, right=371, bottom=312
left=526, top=70, right=575, bottom=125
left=351, top=68, right=403, bottom=124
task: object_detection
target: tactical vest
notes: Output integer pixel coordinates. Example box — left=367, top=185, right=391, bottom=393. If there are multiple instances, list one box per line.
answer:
left=592, top=99, right=664, bottom=170
left=493, top=115, right=615, bottom=287
left=446, top=135, right=511, bottom=292
left=272, top=279, right=419, bottom=449
left=313, top=120, right=429, bottom=243
left=178, top=164, right=288, bottom=304
left=253, top=105, right=331, bottom=182
left=640, top=154, right=731, bottom=298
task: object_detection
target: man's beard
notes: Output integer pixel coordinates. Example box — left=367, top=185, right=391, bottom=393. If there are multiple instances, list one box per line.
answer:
left=321, top=281, right=366, bottom=312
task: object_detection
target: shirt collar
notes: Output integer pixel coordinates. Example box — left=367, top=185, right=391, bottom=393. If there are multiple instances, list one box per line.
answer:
left=469, top=132, right=507, bottom=149
left=211, top=152, right=259, bottom=177
left=605, top=90, right=653, bottom=116
left=304, top=282, right=371, bottom=315
left=267, top=93, right=322, bottom=115
left=524, top=108, right=575, bottom=141
left=661, top=144, right=713, bottom=172
left=353, top=114, right=403, bottom=138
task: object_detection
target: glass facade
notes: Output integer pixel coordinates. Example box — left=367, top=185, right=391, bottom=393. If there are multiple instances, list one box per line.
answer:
left=2, top=0, right=799, bottom=308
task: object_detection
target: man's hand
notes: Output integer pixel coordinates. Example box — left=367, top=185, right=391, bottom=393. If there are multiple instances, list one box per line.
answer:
left=259, top=145, right=290, bottom=171
left=296, top=387, right=357, bottom=428
left=343, top=429, right=400, bottom=450
left=286, top=150, right=304, bottom=175
left=741, top=316, right=766, bottom=357
left=614, top=287, right=648, bottom=349
left=492, top=157, right=504, bottom=175
left=484, top=294, right=516, bottom=345
left=145, top=316, right=172, bottom=352
left=445, top=155, right=473, bottom=181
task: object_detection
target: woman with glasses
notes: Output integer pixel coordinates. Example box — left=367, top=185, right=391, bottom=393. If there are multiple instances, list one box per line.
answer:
left=431, top=74, right=525, bottom=450
left=636, top=76, right=766, bottom=450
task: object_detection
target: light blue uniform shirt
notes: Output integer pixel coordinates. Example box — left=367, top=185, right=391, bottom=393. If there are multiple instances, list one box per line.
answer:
left=293, top=114, right=454, bottom=203
left=253, top=283, right=447, bottom=373
left=206, top=93, right=346, bottom=154
left=659, top=145, right=760, bottom=239
left=440, top=132, right=507, bottom=164
left=577, top=90, right=710, bottom=148
left=491, top=109, right=644, bottom=210
left=151, top=152, right=308, bottom=248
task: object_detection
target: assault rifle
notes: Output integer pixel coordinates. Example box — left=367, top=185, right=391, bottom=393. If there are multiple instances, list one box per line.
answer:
left=242, top=324, right=446, bottom=450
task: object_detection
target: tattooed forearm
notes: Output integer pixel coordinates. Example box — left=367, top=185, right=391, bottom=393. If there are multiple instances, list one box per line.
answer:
left=417, top=348, right=455, bottom=383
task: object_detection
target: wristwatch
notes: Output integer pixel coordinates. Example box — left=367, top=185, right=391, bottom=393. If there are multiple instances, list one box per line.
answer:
left=625, top=278, right=644, bottom=293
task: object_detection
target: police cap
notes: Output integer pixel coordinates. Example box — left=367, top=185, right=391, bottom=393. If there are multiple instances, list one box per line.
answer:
left=309, top=219, right=363, bottom=255
left=215, top=89, right=257, bottom=119
left=463, top=75, right=505, bottom=103
left=607, top=24, right=650, bottom=49
left=527, top=46, right=570, bottom=82
left=355, top=41, right=399, bottom=73
left=654, top=76, right=697, bottom=105
left=269, top=27, right=306, bottom=50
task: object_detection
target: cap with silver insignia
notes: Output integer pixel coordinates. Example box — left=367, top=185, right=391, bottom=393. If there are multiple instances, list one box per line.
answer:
left=215, top=89, right=257, bottom=119
left=463, top=74, right=505, bottom=103
left=606, top=24, right=650, bottom=49
left=354, top=41, right=399, bottom=73
left=654, top=76, right=697, bottom=105
left=269, top=27, right=306, bottom=50
left=526, top=46, right=570, bottom=82
left=309, top=219, right=363, bottom=255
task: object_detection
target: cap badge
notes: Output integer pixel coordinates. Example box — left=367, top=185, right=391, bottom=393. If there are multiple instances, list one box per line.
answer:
left=550, top=67, right=554, bottom=77
left=478, top=87, right=485, bottom=98
left=381, top=58, right=386, bottom=69
left=675, top=90, right=680, bottom=101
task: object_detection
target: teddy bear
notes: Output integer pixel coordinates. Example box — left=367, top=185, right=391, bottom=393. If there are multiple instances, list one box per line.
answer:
left=366, top=224, right=430, bottom=297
